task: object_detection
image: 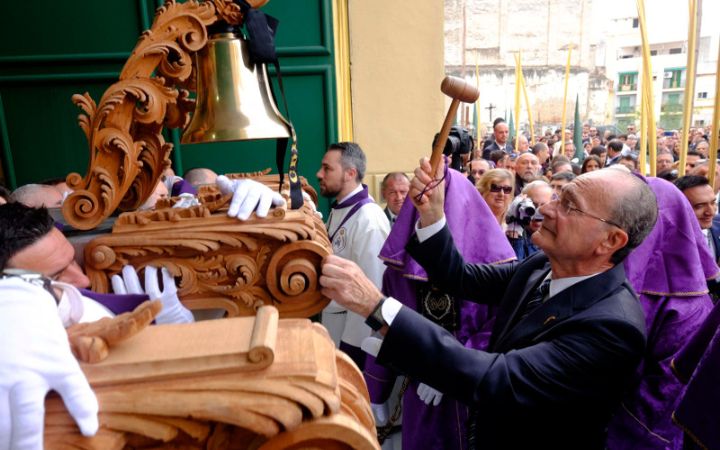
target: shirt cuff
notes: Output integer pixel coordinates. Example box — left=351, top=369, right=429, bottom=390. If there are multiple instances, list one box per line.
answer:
left=381, top=296, right=403, bottom=326
left=415, top=216, right=447, bottom=243
left=359, top=297, right=403, bottom=358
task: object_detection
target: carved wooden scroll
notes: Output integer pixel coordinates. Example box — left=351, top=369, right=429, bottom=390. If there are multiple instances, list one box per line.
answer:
left=63, top=0, right=271, bottom=230
left=83, top=179, right=331, bottom=318
left=44, top=309, right=380, bottom=449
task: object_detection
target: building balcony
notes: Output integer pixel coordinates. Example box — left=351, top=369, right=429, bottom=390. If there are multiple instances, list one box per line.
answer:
left=615, top=106, right=636, bottom=114
left=619, top=84, right=637, bottom=92
left=660, top=103, right=683, bottom=113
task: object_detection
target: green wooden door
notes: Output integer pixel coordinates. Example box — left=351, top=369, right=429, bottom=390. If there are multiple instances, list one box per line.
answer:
left=0, top=0, right=337, bottom=204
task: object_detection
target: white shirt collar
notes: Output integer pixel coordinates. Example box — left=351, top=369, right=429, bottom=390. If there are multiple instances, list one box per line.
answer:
left=544, top=271, right=603, bottom=299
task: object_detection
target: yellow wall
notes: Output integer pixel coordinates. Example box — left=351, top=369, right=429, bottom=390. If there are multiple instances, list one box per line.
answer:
left=346, top=1, right=445, bottom=200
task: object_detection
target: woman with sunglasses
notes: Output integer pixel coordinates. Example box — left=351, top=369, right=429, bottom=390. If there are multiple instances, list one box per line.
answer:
left=477, top=169, right=515, bottom=230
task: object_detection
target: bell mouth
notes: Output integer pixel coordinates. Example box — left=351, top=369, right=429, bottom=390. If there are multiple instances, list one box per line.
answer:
left=181, top=33, right=290, bottom=145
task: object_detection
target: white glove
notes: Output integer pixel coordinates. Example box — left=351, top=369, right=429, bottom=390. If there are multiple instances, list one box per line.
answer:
left=371, top=402, right=390, bottom=427
left=216, top=175, right=286, bottom=220
left=0, top=278, right=99, bottom=450
left=111, top=265, right=194, bottom=325
left=417, top=382, right=443, bottom=406
left=172, top=192, right=200, bottom=209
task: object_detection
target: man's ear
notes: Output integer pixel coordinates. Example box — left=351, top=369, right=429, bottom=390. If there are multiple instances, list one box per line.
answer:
left=344, top=167, right=357, bottom=183
left=597, top=228, right=629, bottom=258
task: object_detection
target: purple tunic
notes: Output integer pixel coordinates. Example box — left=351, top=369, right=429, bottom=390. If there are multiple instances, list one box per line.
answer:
left=79, top=289, right=150, bottom=316
left=365, top=164, right=516, bottom=450
left=672, top=300, right=720, bottom=449
left=171, top=179, right=197, bottom=197
left=607, top=177, right=718, bottom=450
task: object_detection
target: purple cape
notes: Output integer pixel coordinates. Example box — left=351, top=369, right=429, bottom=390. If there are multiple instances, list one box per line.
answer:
left=171, top=179, right=197, bottom=197
left=607, top=177, right=717, bottom=450
left=365, top=164, right=516, bottom=450
left=80, top=289, right=150, bottom=316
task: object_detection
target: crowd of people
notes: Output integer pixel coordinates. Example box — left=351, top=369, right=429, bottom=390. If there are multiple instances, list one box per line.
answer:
left=1, top=121, right=720, bottom=449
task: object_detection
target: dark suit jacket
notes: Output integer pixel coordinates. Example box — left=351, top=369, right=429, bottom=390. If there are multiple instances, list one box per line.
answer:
left=376, top=225, right=646, bottom=449
left=482, top=140, right=513, bottom=160
left=709, top=216, right=720, bottom=263
left=383, top=206, right=395, bottom=226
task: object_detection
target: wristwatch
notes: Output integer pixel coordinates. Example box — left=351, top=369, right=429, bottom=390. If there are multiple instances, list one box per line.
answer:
left=365, top=296, right=387, bottom=331
left=0, top=268, right=61, bottom=304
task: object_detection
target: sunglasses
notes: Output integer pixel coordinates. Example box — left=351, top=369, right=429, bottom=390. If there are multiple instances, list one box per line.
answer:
left=489, top=183, right=513, bottom=194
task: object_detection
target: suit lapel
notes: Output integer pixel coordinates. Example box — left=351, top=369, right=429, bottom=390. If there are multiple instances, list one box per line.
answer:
left=492, top=265, right=550, bottom=349
left=494, top=264, right=628, bottom=352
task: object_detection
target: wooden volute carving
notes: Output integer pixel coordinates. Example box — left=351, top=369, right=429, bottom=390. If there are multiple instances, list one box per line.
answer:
left=64, top=0, right=272, bottom=230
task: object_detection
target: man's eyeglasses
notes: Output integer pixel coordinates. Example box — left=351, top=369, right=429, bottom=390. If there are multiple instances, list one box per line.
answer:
left=556, top=195, right=622, bottom=229
left=489, top=184, right=513, bottom=194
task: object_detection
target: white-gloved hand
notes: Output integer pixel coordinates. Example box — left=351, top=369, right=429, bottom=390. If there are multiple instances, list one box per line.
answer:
left=216, top=175, right=286, bottom=220
left=371, top=402, right=390, bottom=427
left=111, top=265, right=194, bottom=325
left=417, top=382, right=443, bottom=406
left=0, top=278, right=99, bottom=450
left=172, top=193, right=200, bottom=209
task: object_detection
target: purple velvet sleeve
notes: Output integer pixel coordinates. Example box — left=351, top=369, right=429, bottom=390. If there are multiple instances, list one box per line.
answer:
left=79, top=289, right=150, bottom=316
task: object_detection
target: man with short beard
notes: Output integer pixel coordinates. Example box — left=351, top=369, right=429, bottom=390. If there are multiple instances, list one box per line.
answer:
left=514, top=153, right=541, bottom=196
left=316, top=142, right=390, bottom=368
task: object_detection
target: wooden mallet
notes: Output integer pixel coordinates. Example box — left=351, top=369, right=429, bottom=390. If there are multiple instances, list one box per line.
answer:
left=429, top=76, right=480, bottom=174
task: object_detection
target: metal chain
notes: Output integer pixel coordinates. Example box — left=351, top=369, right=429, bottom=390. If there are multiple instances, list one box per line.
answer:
left=376, top=377, right=410, bottom=444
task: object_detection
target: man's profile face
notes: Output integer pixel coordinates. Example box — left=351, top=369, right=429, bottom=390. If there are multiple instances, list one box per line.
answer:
left=494, top=123, right=509, bottom=145
left=383, top=176, right=410, bottom=215
left=518, top=136, right=530, bottom=153
left=533, top=172, right=621, bottom=262
left=7, top=228, right=90, bottom=288
left=683, top=184, right=717, bottom=229
left=316, top=150, right=347, bottom=198
left=516, top=154, right=540, bottom=182
left=536, top=147, right=550, bottom=164
left=563, top=143, right=576, bottom=159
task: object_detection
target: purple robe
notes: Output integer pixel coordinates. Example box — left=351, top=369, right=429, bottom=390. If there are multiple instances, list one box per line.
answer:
left=79, top=289, right=149, bottom=316
left=171, top=179, right=197, bottom=197
left=607, top=177, right=718, bottom=450
left=672, top=300, right=720, bottom=449
left=365, top=164, right=516, bottom=450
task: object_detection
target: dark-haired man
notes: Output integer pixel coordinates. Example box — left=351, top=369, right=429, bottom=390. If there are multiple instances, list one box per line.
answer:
left=0, top=202, right=193, bottom=325
left=605, top=139, right=624, bottom=167
left=676, top=175, right=720, bottom=262
left=320, top=160, right=658, bottom=449
left=316, top=142, right=390, bottom=368
left=482, top=121, right=512, bottom=160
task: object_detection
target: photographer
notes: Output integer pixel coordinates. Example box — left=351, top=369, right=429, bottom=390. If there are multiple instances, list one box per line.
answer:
left=506, top=180, right=554, bottom=260
left=434, top=126, right=474, bottom=172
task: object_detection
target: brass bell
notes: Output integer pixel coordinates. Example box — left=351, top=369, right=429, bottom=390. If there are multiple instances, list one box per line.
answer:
left=182, top=32, right=290, bottom=144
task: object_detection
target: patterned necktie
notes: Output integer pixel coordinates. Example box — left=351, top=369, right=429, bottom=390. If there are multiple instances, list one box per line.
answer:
left=520, top=278, right=552, bottom=320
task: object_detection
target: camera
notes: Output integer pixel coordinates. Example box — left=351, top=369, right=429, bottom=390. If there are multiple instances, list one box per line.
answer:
left=506, top=196, right=536, bottom=227
left=433, top=126, right=474, bottom=171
